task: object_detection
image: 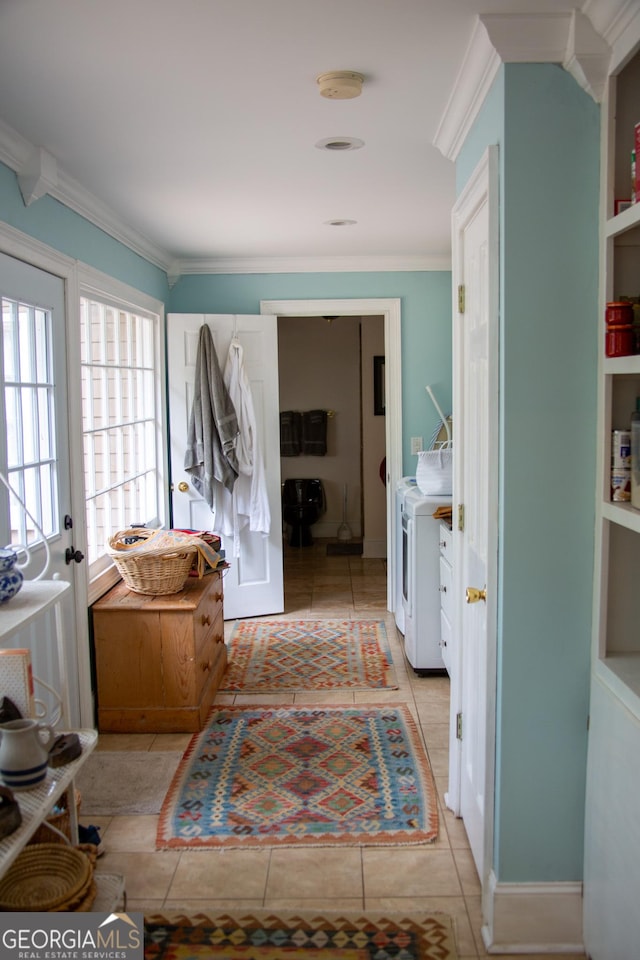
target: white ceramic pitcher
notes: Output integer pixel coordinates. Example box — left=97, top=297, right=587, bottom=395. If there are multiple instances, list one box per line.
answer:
left=0, top=717, right=54, bottom=790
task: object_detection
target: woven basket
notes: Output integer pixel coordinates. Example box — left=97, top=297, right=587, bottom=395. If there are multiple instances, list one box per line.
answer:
left=108, top=528, right=197, bottom=595
left=28, top=788, right=81, bottom=845
left=0, top=843, right=93, bottom=912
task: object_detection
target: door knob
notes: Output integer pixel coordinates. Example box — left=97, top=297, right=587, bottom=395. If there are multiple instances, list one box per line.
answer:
left=65, top=546, right=85, bottom=565
left=466, top=586, right=486, bottom=604
left=178, top=481, right=189, bottom=492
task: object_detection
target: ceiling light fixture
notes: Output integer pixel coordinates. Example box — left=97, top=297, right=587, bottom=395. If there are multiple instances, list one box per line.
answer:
left=316, top=71, right=364, bottom=100
left=315, top=136, right=364, bottom=152
left=324, top=219, right=357, bottom=227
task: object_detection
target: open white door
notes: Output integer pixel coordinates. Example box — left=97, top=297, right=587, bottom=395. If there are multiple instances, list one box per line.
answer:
left=167, top=313, right=283, bottom=620
left=448, top=146, right=499, bottom=885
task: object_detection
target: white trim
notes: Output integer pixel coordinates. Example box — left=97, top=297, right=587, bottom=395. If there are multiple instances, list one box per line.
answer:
left=433, top=7, right=615, bottom=162
left=0, top=119, right=171, bottom=272
left=432, top=19, right=501, bottom=163
left=173, top=254, right=450, bottom=275
left=482, top=871, right=584, bottom=954
left=0, top=119, right=449, bottom=280
left=260, top=297, right=402, bottom=614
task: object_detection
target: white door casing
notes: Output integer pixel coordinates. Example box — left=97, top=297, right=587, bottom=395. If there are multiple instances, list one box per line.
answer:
left=167, top=313, right=284, bottom=620
left=448, top=146, right=499, bottom=889
left=260, top=298, right=402, bottom=613
left=0, top=242, right=89, bottom=726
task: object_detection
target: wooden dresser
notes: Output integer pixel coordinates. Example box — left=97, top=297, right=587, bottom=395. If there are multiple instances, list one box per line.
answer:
left=92, top=570, right=226, bottom=733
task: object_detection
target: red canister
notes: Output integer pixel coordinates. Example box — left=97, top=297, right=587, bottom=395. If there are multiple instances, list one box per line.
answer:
left=606, top=301, right=634, bottom=325
left=606, top=324, right=635, bottom=357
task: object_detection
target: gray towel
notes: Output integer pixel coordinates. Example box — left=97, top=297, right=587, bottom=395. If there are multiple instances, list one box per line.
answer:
left=184, top=325, right=239, bottom=503
left=280, top=410, right=302, bottom=456
left=302, top=409, right=328, bottom=456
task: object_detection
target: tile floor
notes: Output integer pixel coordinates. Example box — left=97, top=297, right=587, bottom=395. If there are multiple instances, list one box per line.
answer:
left=92, top=541, right=586, bottom=959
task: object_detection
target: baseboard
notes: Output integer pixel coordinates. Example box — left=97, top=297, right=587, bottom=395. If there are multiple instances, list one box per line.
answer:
left=482, top=871, right=584, bottom=954
left=362, top=538, right=386, bottom=558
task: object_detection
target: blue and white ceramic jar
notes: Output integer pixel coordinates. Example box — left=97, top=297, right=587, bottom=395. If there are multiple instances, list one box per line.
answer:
left=0, top=549, right=23, bottom=603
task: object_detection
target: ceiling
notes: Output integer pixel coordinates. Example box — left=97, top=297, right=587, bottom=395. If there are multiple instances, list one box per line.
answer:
left=0, top=0, right=609, bottom=273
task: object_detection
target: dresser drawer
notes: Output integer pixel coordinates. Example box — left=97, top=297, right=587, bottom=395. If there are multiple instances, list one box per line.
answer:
left=439, top=523, right=453, bottom=562
left=439, top=554, right=453, bottom=620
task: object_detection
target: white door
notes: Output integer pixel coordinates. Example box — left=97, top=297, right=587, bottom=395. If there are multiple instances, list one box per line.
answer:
left=450, top=146, right=499, bottom=883
left=167, top=313, right=283, bottom=620
left=0, top=250, right=81, bottom=724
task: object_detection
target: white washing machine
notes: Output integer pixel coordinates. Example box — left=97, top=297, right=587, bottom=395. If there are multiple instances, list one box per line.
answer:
left=402, top=487, right=452, bottom=672
left=394, top=477, right=417, bottom=633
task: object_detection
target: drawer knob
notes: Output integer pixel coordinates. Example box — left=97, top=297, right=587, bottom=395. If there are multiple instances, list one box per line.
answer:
left=439, top=585, right=447, bottom=593
left=201, top=614, right=211, bottom=626
left=439, top=539, right=447, bottom=548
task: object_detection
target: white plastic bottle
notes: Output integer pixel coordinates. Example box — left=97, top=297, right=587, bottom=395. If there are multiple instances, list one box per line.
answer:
left=631, top=397, right=640, bottom=509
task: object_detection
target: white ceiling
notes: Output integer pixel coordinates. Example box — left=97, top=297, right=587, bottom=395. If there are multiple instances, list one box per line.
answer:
left=0, top=0, right=615, bottom=272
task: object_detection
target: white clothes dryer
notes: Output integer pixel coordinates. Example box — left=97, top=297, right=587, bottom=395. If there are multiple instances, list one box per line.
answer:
left=394, top=477, right=417, bottom=633
left=401, top=487, right=452, bottom=672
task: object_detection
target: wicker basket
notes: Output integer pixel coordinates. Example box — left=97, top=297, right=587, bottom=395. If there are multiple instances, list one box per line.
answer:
left=108, top=528, right=198, bottom=595
left=28, top=788, right=81, bottom=845
left=0, top=843, right=94, bottom=912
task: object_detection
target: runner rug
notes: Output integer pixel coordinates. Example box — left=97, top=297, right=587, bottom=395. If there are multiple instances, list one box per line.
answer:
left=220, top=619, right=398, bottom=692
left=156, top=703, right=438, bottom=849
left=144, top=909, right=458, bottom=959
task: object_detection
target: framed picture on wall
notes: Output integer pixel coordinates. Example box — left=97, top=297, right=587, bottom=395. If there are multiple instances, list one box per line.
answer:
left=373, top=355, right=385, bottom=415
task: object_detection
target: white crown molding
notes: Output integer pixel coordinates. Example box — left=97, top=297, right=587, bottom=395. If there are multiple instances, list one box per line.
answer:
left=171, top=253, right=451, bottom=277
left=434, top=6, right=615, bottom=162
left=0, top=118, right=172, bottom=273
left=0, top=114, right=450, bottom=281
left=433, top=19, right=502, bottom=163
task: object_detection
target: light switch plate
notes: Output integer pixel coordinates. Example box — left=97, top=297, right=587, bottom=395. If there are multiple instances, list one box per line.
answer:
left=411, top=436, right=423, bottom=454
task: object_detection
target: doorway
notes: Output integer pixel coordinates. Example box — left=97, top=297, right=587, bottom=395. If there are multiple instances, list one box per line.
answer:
left=261, top=297, right=402, bottom=614
left=277, top=314, right=385, bottom=560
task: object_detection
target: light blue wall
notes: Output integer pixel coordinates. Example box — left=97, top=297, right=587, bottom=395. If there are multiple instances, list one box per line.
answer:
left=0, top=162, right=170, bottom=303
left=169, top=271, right=453, bottom=475
left=458, top=64, right=599, bottom=882
left=0, top=159, right=453, bottom=479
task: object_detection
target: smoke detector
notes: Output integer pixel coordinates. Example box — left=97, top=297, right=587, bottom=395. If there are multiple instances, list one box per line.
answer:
left=316, top=71, right=364, bottom=100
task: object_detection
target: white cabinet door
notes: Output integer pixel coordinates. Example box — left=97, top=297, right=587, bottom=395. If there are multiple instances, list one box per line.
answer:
left=167, top=313, right=283, bottom=620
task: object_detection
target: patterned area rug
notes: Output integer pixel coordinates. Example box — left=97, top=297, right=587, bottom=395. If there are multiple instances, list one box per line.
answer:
left=156, top=704, right=438, bottom=849
left=220, top=619, right=398, bottom=691
left=144, top=910, right=458, bottom=959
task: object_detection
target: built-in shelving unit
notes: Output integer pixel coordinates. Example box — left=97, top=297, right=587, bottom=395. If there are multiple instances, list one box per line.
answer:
left=595, top=47, right=640, bottom=714
left=584, top=31, right=640, bottom=959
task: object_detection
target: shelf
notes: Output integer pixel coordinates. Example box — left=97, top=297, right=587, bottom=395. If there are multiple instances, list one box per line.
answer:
left=603, top=355, right=640, bottom=376
left=606, top=202, right=640, bottom=238
left=602, top=500, right=640, bottom=533
left=595, top=654, right=640, bottom=719
left=0, top=728, right=97, bottom=876
left=0, top=580, right=70, bottom=641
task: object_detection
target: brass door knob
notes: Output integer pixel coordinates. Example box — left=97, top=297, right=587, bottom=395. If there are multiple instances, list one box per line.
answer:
left=178, top=481, right=189, bottom=492
left=466, top=586, right=487, bottom=604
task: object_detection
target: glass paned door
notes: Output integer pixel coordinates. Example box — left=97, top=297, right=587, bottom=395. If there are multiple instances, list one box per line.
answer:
left=0, top=250, right=82, bottom=725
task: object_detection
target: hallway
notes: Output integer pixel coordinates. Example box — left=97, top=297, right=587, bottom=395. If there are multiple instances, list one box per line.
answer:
left=91, top=542, right=582, bottom=959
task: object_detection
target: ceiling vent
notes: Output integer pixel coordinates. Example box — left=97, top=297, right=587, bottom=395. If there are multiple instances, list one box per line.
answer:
left=316, top=71, right=364, bottom=100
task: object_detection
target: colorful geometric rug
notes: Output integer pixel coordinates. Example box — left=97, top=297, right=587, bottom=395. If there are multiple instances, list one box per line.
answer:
left=156, top=704, right=438, bottom=850
left=144, top=910, right=458, bottom=959
left=220, top=619, right=398, bottom=692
